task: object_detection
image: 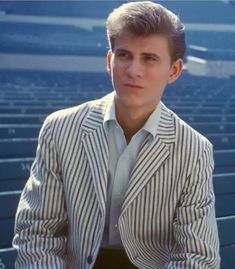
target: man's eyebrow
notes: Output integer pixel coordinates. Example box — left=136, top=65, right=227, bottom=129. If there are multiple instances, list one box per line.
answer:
left=115, top=48, right=131, bottom=53
left=115, top=49, right=160, bottom=59
left=141, top=52, right=160, bottom=59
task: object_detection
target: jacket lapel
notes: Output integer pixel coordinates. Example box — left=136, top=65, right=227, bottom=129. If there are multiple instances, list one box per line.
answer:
left=121, top=103, right=176, bottom=215
left=81, top=99, right=109, bottom=216
left=80, top=97, right=176, bottom=217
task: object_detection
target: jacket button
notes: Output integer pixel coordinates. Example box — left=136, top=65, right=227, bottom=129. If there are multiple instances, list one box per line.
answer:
left=87, top=255, right=93, bottom=264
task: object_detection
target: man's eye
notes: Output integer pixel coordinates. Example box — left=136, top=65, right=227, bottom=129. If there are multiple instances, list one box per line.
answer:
left=117, top=53, right=129, bottom=59
left=145, top=56, right=157, bottom=62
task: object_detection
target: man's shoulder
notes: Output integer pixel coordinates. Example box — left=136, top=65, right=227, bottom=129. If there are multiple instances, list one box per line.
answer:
left=162, top=103, right=212, bottom=148
left=44, top=92, right=113, bottom=125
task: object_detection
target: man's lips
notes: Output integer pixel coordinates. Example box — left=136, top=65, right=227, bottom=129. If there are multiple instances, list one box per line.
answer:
left=123, top=83, right=144, bottom=89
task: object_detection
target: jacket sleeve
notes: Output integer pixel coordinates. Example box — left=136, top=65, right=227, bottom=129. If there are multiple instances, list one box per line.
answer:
left=167, top=142, right=221, bottom=269
left=13, top=116, right=68, bottom=268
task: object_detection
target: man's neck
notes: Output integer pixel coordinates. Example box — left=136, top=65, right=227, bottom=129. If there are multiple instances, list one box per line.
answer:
left=115, top=104, right=156, bottom=144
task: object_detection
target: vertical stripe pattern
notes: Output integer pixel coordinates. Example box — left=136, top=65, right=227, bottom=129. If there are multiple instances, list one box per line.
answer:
left=13, top=94, right=220, bottom=269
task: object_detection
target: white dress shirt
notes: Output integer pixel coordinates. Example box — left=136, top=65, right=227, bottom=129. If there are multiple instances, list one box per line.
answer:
left=103, top=96, right=162, bottom=249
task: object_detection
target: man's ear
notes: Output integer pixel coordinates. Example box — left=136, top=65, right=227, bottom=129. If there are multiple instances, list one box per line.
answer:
left=168, top=58, right=184, bottom=84
left=107, top=50, right=112, bottom=75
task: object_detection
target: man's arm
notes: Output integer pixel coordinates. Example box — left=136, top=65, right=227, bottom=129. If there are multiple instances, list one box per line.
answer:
left=13, top=117, right=68, bottom=268
left=167, top=142, right=220, bottom=269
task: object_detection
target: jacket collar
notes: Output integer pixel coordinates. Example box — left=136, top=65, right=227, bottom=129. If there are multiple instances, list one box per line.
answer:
left=81, top=93, right=176, bottom=141
left=81, top=93, right=113, bottom=216
left=81, top=92, right=114, bottom=134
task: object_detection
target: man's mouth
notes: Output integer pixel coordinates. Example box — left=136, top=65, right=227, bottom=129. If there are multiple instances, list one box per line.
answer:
left=123, top=83, right=144, bottom=89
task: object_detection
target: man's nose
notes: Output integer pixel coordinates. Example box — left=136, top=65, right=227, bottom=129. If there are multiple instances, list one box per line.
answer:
left=126, top=59, right=143, bottom=78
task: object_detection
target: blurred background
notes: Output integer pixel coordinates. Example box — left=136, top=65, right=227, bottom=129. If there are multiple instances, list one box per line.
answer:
left=0, top=1, right=235, bottom=268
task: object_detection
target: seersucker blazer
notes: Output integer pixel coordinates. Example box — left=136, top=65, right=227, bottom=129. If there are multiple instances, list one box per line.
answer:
left=13, top=92, right=220, bottom=269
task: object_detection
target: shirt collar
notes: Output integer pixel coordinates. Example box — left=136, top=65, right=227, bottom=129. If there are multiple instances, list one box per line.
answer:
left=142, top=102, right=162, bottom=139
left=103, top=94, right=116, bottom=132
left=103, top=95, right=162, bottom=139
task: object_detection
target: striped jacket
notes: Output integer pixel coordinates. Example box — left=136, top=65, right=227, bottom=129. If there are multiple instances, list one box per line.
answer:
left=13, top=93, right=220, bottom=269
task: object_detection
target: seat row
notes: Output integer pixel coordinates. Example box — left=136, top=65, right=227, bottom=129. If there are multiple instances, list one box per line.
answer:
left=1, top=113, right=235, bottom=124
left=1, top=122, right=235, bottom=140
left=1, top=99, right=235, bottom=118
left=0, top=134, right=235, bottom=162
left=0, top=149, right=234, bottom=192
left=1, top=91, right=235, bottom=102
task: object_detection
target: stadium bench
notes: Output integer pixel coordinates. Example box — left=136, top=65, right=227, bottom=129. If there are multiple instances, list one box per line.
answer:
left=214, top=173, right=235, bottom=218
left=220, top=245, right=235, bottom=269
left=191, top=122, right=235, bottom=134
left=168, top=105, right=235, bottom=116
left=0, top=191, right=21, bottom=248
left=0, top=114, right=46, bottom=124
left=214, top=149, right=235, bottom=173
left=0, top=106, right=62, bottom=114
left=0, top=138, right=37, bottom=158
left=217, top=216, right=235, bottom=269
left=0, top=124, right=41, bottom=139
left=0, top=158, right=34, bottom=192
left=180, top=114, right=235, bottom=123
left=0, top=192, right=20, bottom=250
left=0, top=100, right=76, bottom=106
left=0, top=248, right=16, bottom=269
left=213, top=172, right=235, bottom=269
left=0, top=157, right=33, bottom=250
left=207, top=133, right=235, bottom=150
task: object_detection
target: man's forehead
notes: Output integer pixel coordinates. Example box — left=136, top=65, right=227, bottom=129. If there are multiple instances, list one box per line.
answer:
left=113, top=33, right=170, bottom=54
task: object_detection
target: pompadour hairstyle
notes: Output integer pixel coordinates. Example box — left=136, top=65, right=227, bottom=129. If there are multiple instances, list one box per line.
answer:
left=106, top=1, right=186, bottom=62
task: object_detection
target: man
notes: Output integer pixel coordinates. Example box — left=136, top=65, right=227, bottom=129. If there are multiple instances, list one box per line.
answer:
left=13, top=1, right=220, bottom=268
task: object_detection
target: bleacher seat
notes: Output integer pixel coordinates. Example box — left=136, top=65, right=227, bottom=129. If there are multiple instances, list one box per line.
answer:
left=180, top=114, right=235, bottom=123
left=214, top=173, right=235, bottom=269
left=191, top=122, right=235, bottom=134
left=0, top=191, right=21, bottom=249
left=207, top=133, right=235, bottom=150
left=0, top=114, right=46, bottom=124
left=0, top=158, right=33, bottom=192
left=0, top=138, right=37, bottom=158
left=0, top=248, right=16, bottom=268
left=0, top=106, right=61, bottom=114
left=0, top=124, right=41, bottom=139
left=214, top=150, right=235, bottom=173
left=214, top=173, right=235, bottom=218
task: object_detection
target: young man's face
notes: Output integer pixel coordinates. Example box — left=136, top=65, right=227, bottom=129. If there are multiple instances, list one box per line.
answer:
left=107, top=33, right=183, bottom=113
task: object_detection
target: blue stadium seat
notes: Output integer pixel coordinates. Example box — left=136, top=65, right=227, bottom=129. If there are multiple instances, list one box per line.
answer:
left=207, top=133, right=235, bottom=150
left=0, top=124, right=41, bottom=139
left=0, top=138, right=37, bottom=158
left=0, top=106, right=61, bottom=114
left=191, top=123, right=235, bottom=135
left=214, top=150, right=235, bottom=173
left=220, top=244, right=235, bottom=269
left=0, top=248, right=16, bottom=269
left=0, top=158, right=33, bottom=192
left=180, top=114, right=235, bottom=123
left=214, top=173, right=235, bottom=217
left=213, top=173, right=235, bottom=269
left=0, top=114, right=46, bottom=124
